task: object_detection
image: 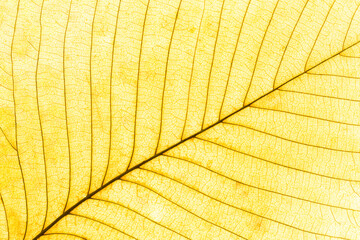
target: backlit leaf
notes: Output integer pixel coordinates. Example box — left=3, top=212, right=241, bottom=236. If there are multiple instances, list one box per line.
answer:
left=1, top=0, right=360, bottom=239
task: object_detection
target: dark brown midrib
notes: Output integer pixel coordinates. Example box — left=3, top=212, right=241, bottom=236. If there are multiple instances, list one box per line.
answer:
left=33, top=40, right=360, bottom=239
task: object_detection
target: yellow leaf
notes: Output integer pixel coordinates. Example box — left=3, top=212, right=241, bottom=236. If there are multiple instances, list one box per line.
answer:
left=1, top=0, right=360, bottom=239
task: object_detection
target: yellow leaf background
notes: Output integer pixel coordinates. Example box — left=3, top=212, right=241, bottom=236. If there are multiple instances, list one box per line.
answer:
left=1, top=0, right=360, bottom=239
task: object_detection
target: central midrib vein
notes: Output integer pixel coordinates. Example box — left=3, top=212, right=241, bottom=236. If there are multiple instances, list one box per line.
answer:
left=33, top=39, right=360, bottom=239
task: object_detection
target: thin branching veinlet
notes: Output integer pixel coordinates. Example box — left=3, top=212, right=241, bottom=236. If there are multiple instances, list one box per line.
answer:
left=1, top=0, right=360, bottom=239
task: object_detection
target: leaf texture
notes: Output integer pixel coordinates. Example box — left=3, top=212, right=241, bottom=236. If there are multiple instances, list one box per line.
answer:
left=1, top=0, right=360, bottom=239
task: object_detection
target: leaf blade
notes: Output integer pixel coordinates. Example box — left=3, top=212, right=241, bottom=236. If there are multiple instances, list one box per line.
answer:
left=1, top=0, right=360, bottom=239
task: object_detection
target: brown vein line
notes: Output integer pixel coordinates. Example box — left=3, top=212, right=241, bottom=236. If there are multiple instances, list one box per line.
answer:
left=201, top=0, right=226, bottom=130
left=222, top=121, right=359, bottom=153
left=29, top=0, right=40, bottom=7
left=195, top=137, right=360, bottom=182
left=219, top=0, right=251, bottom=120
left=155, top=0, right=183, bottom=154
left=162, top=154, right=360, bottom=212
left=24, top=53, right=37, bottom=61
left=139, top=168, right=348, bottom=239
left=342, top=3, right=360, bottom=50
left=11, top=0, right=28, bottom=239
left=69, top=213, right=137, bottom=239
left=63, top=0, right=73, bottom=213
left=243, top=0, right=280, bottom=105
left=0, top=66, right=12, bottom=80
left=331, top=208, right=341, bottom=225
left=0, top=194, right=9, bottom=240
left=350, top=182, right=360, bottom=198
left=102, top=0, right=122, bottom=186
left=353, top=209, right=360, bottom=228
left=42, top=233, right=86, bottom=240
left=339, top=54, right=360, bottom=59
left=250, top=106, right=360, bottom=127
left=90, top=198, right=191, bottom=240
left=35, top=0, right=49, bottom=231
left=121, top=179, right=247, bottom=240
left=0, top=98, right=13, bottom=103
left=181, top=0, right=205, bottom=140
left=277, top=88, right=360, bottom=103
left=88, top=0, right=99, bottom=195
left=306, top=72, right=360, bottom=80
left=0, top=127, right=16, bottom=150
left=272, top=0, right=309, bottom=89
left=27, top=40, right=38, bottom=52
left=126, top=0, right=151, bottom=171
left=33, top=36, right=360, bottom=240
left=304, top=0, right=336, bottom=71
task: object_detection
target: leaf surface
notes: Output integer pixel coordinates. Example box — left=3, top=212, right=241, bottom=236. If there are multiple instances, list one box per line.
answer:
left=1, top=0, right=360, bottom=239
